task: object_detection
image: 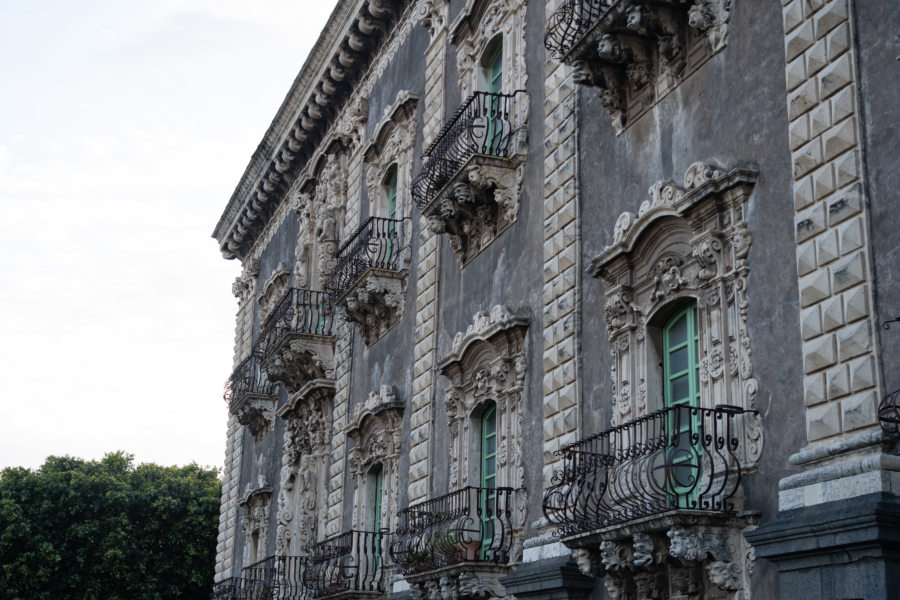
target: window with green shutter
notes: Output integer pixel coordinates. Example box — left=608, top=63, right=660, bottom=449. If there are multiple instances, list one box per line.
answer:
left=662, top=304, right=701, bottom=507
left=368, top=463, right=384, bottom=563
left=479, top=402, right=497, bottom=559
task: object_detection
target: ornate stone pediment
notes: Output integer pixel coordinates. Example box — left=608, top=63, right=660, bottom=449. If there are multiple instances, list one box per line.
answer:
left=257, top=265, right=291, bottom=323
left=545, top=0, right=731, bottom=133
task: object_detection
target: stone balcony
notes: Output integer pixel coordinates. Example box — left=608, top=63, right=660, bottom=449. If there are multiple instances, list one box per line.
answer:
left=224, top=354, right=278, bottom=439
left=542, top=403, right=759, bottom=598
left=544, top=0, right=731, bottom=133
left=255, top=288, right=336, bottom=396
left=413, top=90, right=527, bottom=265
left=390, top=486, right=518, bottom=598
left=324, top=216, right=409, bottom=345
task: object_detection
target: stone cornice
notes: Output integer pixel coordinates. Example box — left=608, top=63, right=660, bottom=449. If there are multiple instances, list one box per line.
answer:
left=213, top=0, right=411, bottom=261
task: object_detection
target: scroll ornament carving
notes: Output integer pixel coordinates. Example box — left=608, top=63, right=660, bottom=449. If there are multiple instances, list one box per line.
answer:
left=416, top=0, right=447, bottom=41
left=339, top=274, right=406, bottom=346
left=237, top=399, right=275, bottom=439
left=233, top=259, right=260, bottom=304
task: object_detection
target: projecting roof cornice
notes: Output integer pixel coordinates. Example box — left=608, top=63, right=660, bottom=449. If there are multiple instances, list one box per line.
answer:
left=213, top=0, right=409, bottom=261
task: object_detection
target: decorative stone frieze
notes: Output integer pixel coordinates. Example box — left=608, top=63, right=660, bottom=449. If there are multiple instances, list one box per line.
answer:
left=263, top=336, right=335, bottom=397
left=544, top=0, right=731, bottom=133
left=347, top=385, right=404, bottom=533
left=588, top=162, right=763, bottom=468
left=407, top=564, right=508, bottom=600
left=274, top=380, right=334, bottom=556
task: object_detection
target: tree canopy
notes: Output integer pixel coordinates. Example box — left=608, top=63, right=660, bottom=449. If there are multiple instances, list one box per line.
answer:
left=0, top=452, right=221, bottom=600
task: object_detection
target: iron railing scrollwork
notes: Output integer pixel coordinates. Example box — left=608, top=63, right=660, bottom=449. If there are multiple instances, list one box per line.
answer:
left=303, top=529, right=387, bottom=597
left=543, top=404, right=755, bottom=537
left=210, top=577, right=243, bottom=600
left=237, top=555, right=308, bottom=600
left=412, top=91, right=525, bottom=209
left=390, top=486, right=514, bottom=575
left=224, top=354, right=276, bottom=412
left=544, top=0, right=616, bottom=58
left=254, top=288, right=334, bottom=361
left=323, top=216, right=406, bottom=302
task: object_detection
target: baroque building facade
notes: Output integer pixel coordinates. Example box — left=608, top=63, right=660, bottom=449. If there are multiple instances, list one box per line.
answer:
left=210, top=1, right=900, bottom=598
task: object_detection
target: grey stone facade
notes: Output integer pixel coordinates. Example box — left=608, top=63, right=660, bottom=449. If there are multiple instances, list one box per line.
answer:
left=210, top=1, right=900, bottom=599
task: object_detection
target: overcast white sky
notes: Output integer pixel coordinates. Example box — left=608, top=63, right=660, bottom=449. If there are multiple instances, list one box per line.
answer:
left=0, top=0, right=335, bottom=471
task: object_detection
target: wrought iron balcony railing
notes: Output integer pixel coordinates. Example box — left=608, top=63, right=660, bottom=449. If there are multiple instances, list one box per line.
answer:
left=544, top=0, right=616, bottom=58
left=210, top=577, right=242, bottom=600
left=390, top=486, right=515, bottom=575
left=879, top=388, right=900, bottom=438
left=323, top=216, right=406, bottom=302
left=254, top=289, right=334, bottom=361
left=543, top=404, right=755, bottom=538
left=224, top=354, right=277, bottom=412
left=239, top=555, right=308, bottom=600
left=412, top=91, right=525, bottom=209
left=302, top=529, right=387, bottom=597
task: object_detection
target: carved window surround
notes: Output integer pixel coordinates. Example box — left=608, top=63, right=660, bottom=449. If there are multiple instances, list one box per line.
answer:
left=254, top=288, right=336, bottom=396
left=401, top=305, right=529, bottom=597
left=346, top=385, right=404, bottom=534
left=240, top=484, right=273, bottom=566
left=415, top=91, right=528, bottom=265
left=544, top=0, right=731, bottom=134
left=275, top=379, right=335, bottom=557
left=548, top=162, right=764, bottom=599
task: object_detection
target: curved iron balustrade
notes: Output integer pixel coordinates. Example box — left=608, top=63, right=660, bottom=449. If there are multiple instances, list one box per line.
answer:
left=210, top=577, right=242, bottom=600
left=224, top=354, right=277, bottom=412
left=253, top=288, right=334, bottom=361
left=237, top=555, right=308, bottom=600
left=544, top=0, right=616, bottom=58
left=543, top=404, right=755, bottom=537
left=879, top=388, right=900, bottom=438
left=390, top=486, right=514, bottom=575
left=323, top=216, right=406, bottom=302
left=412, top=91, right=525, bottom=209
left=303, top=529, right=387, bottom=597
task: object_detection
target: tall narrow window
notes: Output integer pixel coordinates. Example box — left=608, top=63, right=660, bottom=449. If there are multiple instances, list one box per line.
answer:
left=381, top=167, right=398, bottom=265
left=480, top=38, right=503, bottom=154
left=662, top=304, right=700, bottom=507
left=367, top=463, right=384, bottom=562
left=479, top=402, right=497, bottom=559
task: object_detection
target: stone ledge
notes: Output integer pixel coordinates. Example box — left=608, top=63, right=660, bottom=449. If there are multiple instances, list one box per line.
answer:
left=499, top=555, right=594, bottom=599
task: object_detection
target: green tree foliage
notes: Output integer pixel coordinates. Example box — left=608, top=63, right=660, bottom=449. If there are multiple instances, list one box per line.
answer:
left=0, top=452, right=221, bottom=600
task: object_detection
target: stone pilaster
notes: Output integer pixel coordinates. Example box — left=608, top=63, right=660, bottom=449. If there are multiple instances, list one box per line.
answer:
left=778, top=0, right=892, bottom=509
left=540, top=0, right=580, bottom=493
left=215, top=413, right=244, bottom=580
left=407, top=0, right=448, bottom=506
left=324, top=326, right=353, bottom=537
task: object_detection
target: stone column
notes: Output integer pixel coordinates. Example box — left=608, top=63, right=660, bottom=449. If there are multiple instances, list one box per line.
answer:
left=747, top=2, right=900, bottom=597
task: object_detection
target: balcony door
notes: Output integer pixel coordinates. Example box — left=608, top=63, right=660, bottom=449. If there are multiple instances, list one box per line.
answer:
left=380, top=167, right=398, bottom=267
left=481, top=38, right=503, bottom=154
left=662, top=303, right=701, bottom=508
left=479, top=402, right=497, bottom=560
left=367, top=463, right=384, bottom=567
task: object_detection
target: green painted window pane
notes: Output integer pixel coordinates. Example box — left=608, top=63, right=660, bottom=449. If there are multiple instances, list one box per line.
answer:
left=670, top=346, right=689, bottom=374
left=668, top=313, right=688, bottom=345
left=670, top=374, right=689, bottom=404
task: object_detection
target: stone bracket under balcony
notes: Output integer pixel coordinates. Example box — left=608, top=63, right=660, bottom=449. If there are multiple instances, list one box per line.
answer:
left=424, top=155, right=525, bottom=265
left=545, top=0, right=731, bottom=133
left=567, top=513, right=759, bottom=600
left=235, top=396, right=277, bottom=439
left=263, top=334, right=335, bottom=396
left=406, top=563, right=509, bottom=600
left=338, top=269, right=407, bottom=346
